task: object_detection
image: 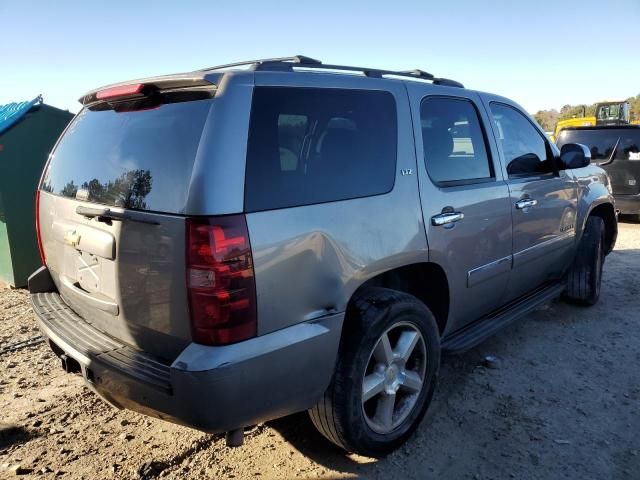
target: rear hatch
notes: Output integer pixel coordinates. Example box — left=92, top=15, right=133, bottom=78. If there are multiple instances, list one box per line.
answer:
left=556, top=127, right=640, bottom=195
left=38, top=81, right=216, bottom=360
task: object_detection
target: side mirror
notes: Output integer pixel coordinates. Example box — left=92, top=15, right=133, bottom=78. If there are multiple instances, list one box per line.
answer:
left=559, top=143, right=591, bottom=169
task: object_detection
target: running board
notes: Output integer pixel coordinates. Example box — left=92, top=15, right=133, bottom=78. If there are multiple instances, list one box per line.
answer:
left=441, top=282, right=565, bottom=354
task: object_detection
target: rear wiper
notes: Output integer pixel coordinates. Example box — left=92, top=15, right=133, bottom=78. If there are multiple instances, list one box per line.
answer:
left=599, top=137, right=621, bottom=167
left=76, top=206, right=159, bottom=225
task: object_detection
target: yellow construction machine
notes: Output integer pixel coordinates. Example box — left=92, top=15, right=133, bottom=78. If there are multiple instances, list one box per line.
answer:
left=551, top=101, right=639, bottom=142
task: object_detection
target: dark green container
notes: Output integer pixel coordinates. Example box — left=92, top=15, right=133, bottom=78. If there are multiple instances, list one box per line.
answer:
left=0, top=103, right=73, bottom=287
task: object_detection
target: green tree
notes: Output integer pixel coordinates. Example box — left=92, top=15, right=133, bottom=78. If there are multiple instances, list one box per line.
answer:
left=532, top=94, right=640, bottom=129
left=627, top=94, right=640, bottom=122
left=80, top=169, right=153, bottom=209
left=61, top=181, right=78, bottom=198
left=116, top=169, right=152, bottom=210
left=534, top=109, right=560, bottom=131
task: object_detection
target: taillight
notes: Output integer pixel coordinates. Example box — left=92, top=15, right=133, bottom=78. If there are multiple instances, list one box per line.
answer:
left=35, top=190, right=46, bottom=265
left=186, top=215, right=257, bottom=345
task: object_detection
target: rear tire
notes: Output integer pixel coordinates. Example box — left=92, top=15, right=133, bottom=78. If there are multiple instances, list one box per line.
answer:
left=309, top=287, right=440, bottom=457
left=565, top=216, right=605, bottom=306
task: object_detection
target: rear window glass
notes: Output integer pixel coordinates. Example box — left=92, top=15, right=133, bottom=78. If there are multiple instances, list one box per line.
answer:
left=41, top=100, right=213, bottom=213
left=556, top=129, right=640, bottom=163
left=245, top=87, right=397, bottom=211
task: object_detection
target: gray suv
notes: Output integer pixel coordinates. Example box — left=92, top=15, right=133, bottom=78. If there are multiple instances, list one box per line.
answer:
left=29, top=56, right=617, bottom=457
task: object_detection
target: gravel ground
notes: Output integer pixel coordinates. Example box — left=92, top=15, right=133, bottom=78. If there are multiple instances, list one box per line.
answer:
left=0, top=222, right=638, bottom=480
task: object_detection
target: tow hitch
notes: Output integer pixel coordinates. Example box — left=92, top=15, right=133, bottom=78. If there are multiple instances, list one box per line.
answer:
left=60, top=353, right=81, bottom=374
left=225, top=428, right=244, bottom=447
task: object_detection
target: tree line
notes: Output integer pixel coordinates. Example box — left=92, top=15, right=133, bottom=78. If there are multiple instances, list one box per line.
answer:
left=533, top=94, right=640, bottom=132
left=42, top=169, right=153, bottom=210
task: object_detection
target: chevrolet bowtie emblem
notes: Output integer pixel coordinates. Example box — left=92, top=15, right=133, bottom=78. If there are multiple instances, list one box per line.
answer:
left=63, top=230, right=81, bottom=247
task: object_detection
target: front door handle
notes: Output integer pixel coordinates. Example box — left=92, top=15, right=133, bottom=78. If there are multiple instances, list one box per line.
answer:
left=515, top=198, right=538, bottom=210
left=431, top=212, right=464, bottom=226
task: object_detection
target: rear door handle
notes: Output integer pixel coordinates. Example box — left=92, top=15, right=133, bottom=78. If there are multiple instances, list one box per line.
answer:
left=515, top=198, right=538, bottom=210
left=431, top=212, right=464, bottom=226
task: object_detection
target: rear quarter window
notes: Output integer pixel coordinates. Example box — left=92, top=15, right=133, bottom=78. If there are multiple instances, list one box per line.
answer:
left=244, top=87, right=397, bottom=211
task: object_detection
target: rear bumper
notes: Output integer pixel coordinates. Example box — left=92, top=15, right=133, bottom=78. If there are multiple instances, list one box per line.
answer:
left=614, top=194, right=640, bottom=215
left=30, top=287, right=343, bottom=433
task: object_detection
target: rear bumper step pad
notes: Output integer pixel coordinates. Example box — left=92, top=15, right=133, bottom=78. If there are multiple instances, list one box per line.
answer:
left=31, top=292, right=171, bottom=393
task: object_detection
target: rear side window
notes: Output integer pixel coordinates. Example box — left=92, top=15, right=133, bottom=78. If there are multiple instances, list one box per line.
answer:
left=490, top=103, right=553, bottom=177
left=245, top=87, right=397, bottom=211
left=41, top=100, right=213, bottom=213
left=421, top=97, right=493, bottom=185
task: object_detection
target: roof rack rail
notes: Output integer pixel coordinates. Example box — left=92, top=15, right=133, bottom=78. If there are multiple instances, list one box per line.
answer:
left=433, top=78, right=465, bottom=88
left=397, top=69, right=435, bottom=80
left=198, top=55, right=321, bottom=72
left=199, top=55, right=464, bottom=88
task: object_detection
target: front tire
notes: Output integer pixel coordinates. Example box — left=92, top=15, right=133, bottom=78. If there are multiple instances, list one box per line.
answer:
left=565, top=216, right=605, bottom=305
left=309, top=288, right=440, bottom=457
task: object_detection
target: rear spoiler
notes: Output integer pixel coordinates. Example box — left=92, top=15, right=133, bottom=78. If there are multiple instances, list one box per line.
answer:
left=79, top=73, right=216, bottom=108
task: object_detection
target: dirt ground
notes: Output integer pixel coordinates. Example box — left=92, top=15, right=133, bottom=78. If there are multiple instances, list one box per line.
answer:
left=0, top=222, right=638, bottom=480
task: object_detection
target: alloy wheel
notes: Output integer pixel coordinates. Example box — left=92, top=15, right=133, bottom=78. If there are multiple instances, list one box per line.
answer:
left=361, top=322, right=427, bottom=434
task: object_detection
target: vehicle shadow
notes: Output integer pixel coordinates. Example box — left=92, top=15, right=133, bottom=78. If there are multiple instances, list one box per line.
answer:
left=0, top=424, right=35, bottom=450
left=618, top=214, right=639, bottom=224
left=267, top=350, right=482, bottom=478
left=267, top=413, right=364, bottom=472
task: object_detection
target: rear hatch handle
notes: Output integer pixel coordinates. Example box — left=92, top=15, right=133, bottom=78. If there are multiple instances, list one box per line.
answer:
left=76, top=206, right=159, bottom=225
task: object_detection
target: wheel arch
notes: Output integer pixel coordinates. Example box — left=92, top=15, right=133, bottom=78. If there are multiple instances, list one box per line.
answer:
left=343, top=262, right=450, bottom=336
left=586, top=202, right=617, bottom=254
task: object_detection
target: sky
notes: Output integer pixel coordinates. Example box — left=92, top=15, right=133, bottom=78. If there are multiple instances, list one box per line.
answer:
left=2, top=0, right=639, bottom=114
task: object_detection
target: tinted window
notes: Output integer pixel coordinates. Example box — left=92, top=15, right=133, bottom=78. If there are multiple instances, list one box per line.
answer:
left=597, top=104, right=625, bottom=122
left=245, top=87, right=397, bottom=211
left=277, top=114, right=307, bottom=171
left=421, top=97, right=492, bottom=184
left=490, top=103, right=553, bottom=177
left=41, top=100, right=213, bottom=213
left=556, top=128, right=640, bottom=163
